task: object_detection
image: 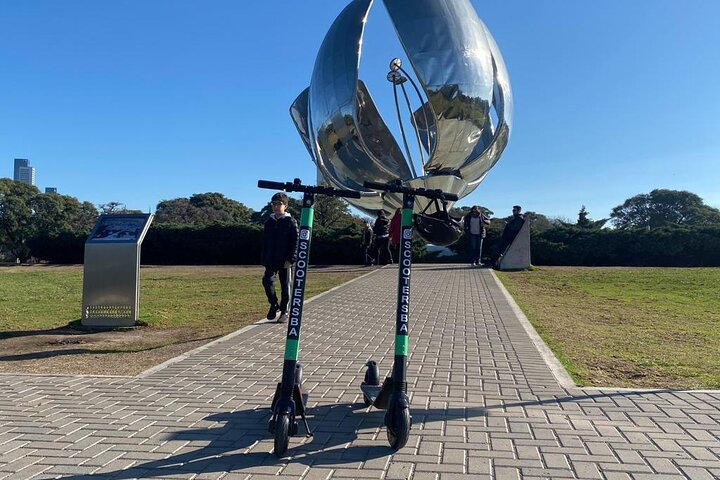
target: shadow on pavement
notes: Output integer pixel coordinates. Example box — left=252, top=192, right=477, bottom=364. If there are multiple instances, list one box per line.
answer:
left=55, top=389, right=680, bottom=479
left=57, top=402, right=395, bottom=479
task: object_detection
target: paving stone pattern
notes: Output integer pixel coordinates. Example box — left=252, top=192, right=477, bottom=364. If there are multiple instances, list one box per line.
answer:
left=1, top=265, right=719, bottom=479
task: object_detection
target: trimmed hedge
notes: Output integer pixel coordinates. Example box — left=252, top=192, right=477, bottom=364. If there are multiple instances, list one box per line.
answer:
left=142, top=224, right=263, bottom=265
left=531, top=224, right=720, bottom=266
left=25, top=223, right=720, bottom=267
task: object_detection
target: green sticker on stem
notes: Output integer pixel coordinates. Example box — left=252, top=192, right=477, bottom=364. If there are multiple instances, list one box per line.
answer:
left=402, top=208, right=413, bottom=227
left=300, top=208, right=314, bottom=228
left=285, top=339, right=299, bottom=360
left=395, top=335, right=408, bottom=356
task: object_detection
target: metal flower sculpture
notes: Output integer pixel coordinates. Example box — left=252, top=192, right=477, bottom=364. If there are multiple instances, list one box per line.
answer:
left=290, top=0, right=512, bottom=245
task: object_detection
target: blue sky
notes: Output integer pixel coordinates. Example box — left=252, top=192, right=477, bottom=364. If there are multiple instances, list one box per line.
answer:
left=2, top=0, right=719, bottom=221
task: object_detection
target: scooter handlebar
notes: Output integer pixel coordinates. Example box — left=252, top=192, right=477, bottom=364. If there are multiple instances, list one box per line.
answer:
left=258, top=179, right=362, bottom=199
left=257, top=180, right=287, bottom=190
left=363, top=181, right=395, bottom=192
left=363, top=181, right=459, bottom=202
left=440, top=192, right=459, bottom=201
left=330, top=188, right=362, bottom=199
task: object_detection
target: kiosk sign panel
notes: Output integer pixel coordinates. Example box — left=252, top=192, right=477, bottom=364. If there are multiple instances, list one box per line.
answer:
left=87, top=216, right=148, bottom=243
left=82, top=214, right=154, bottom=327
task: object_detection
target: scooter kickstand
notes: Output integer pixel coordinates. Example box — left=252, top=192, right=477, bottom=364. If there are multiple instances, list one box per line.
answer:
left=301, top=413, right=313, bottom=437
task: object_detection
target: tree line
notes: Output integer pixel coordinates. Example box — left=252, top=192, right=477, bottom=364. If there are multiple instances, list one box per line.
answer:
left=2, top=177, right=719, bottom=266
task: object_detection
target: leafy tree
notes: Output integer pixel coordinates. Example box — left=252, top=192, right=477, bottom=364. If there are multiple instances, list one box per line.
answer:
left=449, top=205, right=493, bottom=219
left=0, top=179, right=98, bottom=261
left=33, top=194, right=97, bottom=235
left=517, top=211, right=556, bottom=233
left=99, top=202, right=143, bottom=215
left=251, top=197, right=302, bottom=224
left=155, top=192, right=252, bottom=225
left=576, top=205, right=607, bottom=229
left=611, top=189, right=720, bottom=229
left=0, top=179, right=38, bottom=260
left=577, top=205, right=591, bottom=228
left=312, top=195, right=355, bottom=228
left=188, top=192, right=251, bottom=223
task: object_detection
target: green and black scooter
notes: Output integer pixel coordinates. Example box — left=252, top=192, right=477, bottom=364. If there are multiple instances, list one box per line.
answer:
left=360, top=180, right=458, bottom=450
left=258, top=178, right=361, bottom=458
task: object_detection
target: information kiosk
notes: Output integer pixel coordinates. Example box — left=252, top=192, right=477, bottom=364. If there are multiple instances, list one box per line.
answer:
left=81, top=214, right=154, bottom=327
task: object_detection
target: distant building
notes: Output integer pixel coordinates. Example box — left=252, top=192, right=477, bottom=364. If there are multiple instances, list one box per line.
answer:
left=18, top=166, right=36, bottom=185
left=45, top=187, right=58, bottom=194
left=13, top=158, right=28, bottom=180
left=13, top=158, right=36, bottom=186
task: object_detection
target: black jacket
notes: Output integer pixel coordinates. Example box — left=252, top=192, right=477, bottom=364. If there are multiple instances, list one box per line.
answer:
left=373, top=216, right=389, bottom=237
left=501, top=214, right=525, bottom=242
left=262, top=214, right=299, bottom=268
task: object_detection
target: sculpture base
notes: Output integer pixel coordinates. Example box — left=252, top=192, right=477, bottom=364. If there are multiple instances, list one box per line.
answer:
left=497, top=218, right=531, bottom=271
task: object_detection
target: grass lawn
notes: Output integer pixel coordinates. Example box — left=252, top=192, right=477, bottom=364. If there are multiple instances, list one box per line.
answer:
left=0, top=265, right=369, bottom=375
left=0, top=265, right=365, bottom=332
left=496, top=267, right=720, bottom=390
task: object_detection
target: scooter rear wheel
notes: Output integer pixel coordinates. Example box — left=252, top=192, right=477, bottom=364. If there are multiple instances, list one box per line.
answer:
left=273, top=413, right=290, bottom=457
left=387, top=407, right=410, bottom=450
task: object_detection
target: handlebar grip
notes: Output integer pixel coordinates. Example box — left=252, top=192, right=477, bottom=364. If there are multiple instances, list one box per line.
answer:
left=334, top=189, right=362, bottom=199
left=363, top=181, right=392, bottom=191
left=257, top=180, right=287, bottom=190
left=443, top=192, right=459, bottom=201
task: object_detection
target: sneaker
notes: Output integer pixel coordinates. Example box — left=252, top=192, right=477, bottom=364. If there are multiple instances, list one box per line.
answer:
left=277, top=312, right=288, bottom=323
left=266, top=304, right=279, bottom=320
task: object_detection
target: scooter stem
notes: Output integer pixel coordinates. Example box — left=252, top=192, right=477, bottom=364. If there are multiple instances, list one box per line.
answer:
left=280, top=192, right=315, bottom=403
left=392, top=192, right=415, bottom=392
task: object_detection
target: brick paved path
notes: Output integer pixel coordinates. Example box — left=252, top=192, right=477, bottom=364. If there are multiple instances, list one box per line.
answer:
left=1, top=266, right=718, bottom=480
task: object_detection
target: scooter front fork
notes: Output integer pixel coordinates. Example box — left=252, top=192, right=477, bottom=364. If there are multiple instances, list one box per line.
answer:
left=269, top=363, right=313, bottom=437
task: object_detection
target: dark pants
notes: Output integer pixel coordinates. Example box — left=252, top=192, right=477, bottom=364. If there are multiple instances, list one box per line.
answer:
left=362, top=244, right=374, bottom=265
left=262, top=266, right=291, bottom=313
left=469, top=234, right=484, bottom=264
left=374, top=236, right=393, bottom=265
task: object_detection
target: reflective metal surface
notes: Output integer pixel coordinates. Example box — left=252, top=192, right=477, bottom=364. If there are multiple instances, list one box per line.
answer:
left=289, top=88, right=316, bottom=164
left=292, top=0, right=512, bottom=243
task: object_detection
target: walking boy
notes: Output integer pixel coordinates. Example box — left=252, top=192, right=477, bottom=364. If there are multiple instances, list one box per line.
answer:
left=262, top=192, right=299, bottom=323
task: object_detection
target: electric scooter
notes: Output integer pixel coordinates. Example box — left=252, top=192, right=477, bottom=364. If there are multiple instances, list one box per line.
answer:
left=258, top=178, right=361, bottom=458
left=360, top=180, right=458, bottom=450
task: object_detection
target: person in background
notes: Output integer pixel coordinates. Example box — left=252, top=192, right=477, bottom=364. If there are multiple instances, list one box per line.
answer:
left=373, top=210, right=393, bottom=265
left=463, top=205, right=491, bottom=266
left=495, top=205, right=525, bottom=264
left=261, top=192, right=299, bottom=323
left=389, top=207, right=402, bottom=249
left=360, top=220, right=374, bottom=266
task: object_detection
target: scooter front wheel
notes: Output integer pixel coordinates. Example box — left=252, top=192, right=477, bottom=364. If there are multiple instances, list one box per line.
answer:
left=273, top=413, right=290, bottom=457
left=387, top=407, right=410, bottom=450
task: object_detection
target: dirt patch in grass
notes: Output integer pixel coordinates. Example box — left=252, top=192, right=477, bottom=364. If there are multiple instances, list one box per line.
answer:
left=0, top=325, right=219, bottom=376
left=0, top=265, right=373, bottom=376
